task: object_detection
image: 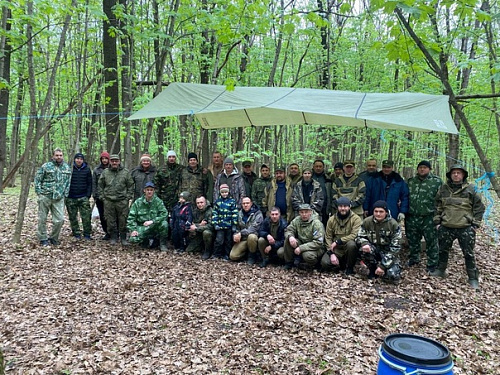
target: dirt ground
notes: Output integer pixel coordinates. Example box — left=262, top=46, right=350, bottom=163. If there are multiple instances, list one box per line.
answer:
left=0, top=190, right=499, bottom=374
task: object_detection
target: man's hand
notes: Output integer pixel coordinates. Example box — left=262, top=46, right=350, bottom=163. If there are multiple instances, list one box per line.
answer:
left=362, top=244, right=371, bottom=253
left=189, top=224, right=197, bottom=232
left=330, top=253, right=339, bottom=266
left=288, top=236, right=298, bottom=248
left=233, top=232, right=241, bottom=243
left=265, top=245, right=271, bottom=254
left=200, top=220, right=207, bottom=226
left=130, top=230, right=139, bottom=237
left=294, top=247, right=301, bottom=256
left=143, top=220, right=153, bottom=227
left=330, top=242, right=337, bottom=251
left=375, top=267, right=385, bottom=276
left=267, top=234, right=275, bottom=245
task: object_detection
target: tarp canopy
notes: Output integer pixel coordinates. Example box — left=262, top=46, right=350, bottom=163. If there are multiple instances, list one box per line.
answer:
left=128, top=82, right=458, bottom=134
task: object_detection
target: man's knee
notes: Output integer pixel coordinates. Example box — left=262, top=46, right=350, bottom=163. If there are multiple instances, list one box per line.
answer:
left=247, top=234, right=258, bottom=252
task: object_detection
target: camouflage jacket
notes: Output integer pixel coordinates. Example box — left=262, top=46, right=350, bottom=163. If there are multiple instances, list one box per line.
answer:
left=130, top=165, right=157, bottom=201
left=34, top=159, right=72, bottom=200
left=154, top=163, right=184, bottom=210
left=179, top=165, right=214, bottom=204
left=291, top=179, right=324, bottom=216
left=251, top=176, right=271, bottom=210
left=325, top=211, right=362, bottom=249
left=98, top=166, right=134, bottom=202
left=285, top=215, right=325, bottom=254
left=263, top=178, right=294, bottom=222
left=434, top=181, right=485, bottom=229
left=192, top=203, right=213, bottom=232
left=408, top=173, right=442, bottom=216
left=356, top=215, right=401, bottom=256
left=127, top=194, right=168, bottom=232
left=212, top=196, right=239, bottom=230
left=331, top=174, right=366, bottom=216
left=236, top=203, right=263, bottom=239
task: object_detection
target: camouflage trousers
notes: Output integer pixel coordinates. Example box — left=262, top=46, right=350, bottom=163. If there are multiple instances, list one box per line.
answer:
left=360, top=245, right=401, bottom=281
left=37, top=195, right=65, bottom=242
left=65, top=197, right=92, bottom=236
left=406, top=214, right=438, bottom=267
left=129, top=220, right=169, bottom=244
left=103, top=199, right=130, bottom=237
left=437, top=226, right=479, bottom=280
left=186, top=229, right=213, bottom=253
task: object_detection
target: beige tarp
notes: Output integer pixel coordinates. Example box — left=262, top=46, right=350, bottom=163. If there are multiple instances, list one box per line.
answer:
left=128, top=82, right=458, bottom=134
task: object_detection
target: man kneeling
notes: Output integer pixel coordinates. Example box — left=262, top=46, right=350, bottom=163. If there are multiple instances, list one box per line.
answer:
left=321, top=197, right=362, bottom=275
left=356, top=200, right=402, bottom=283
left=127, top=182, right=169, bottom=250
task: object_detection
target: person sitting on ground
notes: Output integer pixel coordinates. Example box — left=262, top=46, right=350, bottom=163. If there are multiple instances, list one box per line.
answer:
left=321, top=197, right=362, bottom=275
left=230, top=197, right=263, bottom=264
left=170, top=191, right=193, bottom=253
left=357, top=200, right=402, bottom=283
left=212, top=184, right=239, bottom=260
left=291, top=167, right=324, bottom=219
left=283, top=203, right=325, bottom=270
left=127, top=182, right=169, bottom=250
left=257, top=206, right=287, bottom=268
left=186, top=195, right=214, bottom=260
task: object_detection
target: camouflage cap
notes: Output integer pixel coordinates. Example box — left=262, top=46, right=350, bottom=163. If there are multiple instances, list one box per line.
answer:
left=382, top=159, right=394, bottom=167
left=298, top=203, right=312, bottom=211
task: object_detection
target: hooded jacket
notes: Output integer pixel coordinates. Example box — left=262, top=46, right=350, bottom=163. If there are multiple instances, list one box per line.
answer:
left=364, top=171, right=409, bottom=217
left=98, top=165, right=134, bottom=202
left=235, top=203, right=264, bottom=239
left=213, top=168, right=246, bottom=208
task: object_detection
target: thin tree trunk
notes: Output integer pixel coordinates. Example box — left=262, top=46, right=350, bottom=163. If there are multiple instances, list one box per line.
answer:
left=0, top=6, right=11, bottom=193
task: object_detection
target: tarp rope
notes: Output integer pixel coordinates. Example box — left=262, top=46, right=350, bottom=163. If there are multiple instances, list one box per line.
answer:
left=380, top=129, right=498, bottom=243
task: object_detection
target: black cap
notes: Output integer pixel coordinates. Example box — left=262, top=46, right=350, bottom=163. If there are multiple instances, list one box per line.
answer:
left=373, top=200, right=389, bottom=212
left=334, top=162, right=344, bottom=169
left=275, top=166, right=286, bottom=172
left=417, top=160, right=432, bottom=169
left=188, top=152, right=198, bottom=161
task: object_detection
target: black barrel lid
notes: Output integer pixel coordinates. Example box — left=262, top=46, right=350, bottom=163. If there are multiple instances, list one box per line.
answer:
left=382, top=333, right=452, bottom=366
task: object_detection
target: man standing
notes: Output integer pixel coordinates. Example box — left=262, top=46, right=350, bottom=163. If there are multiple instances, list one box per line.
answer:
left=358, top=159, right=378, bottom=183
left=262, top=166, right=294, bottom=222
left=186, top=195, right=214, bottom=259
left=430, top=164, right=485, bottom=289
left=127, top=182, right=169, bottom=250
left=230, top=197, right=263, bottom=264
left=332, top=162, right=344, bottom=178
left=331, top=160, right=365, bottom=217
left=130, top=153, right=157, bottom=201
left=251, top=164, right=272, bottom=214
left=154, top=150, right=184, bottom=212
left=34, top=148, right=72, bottom=246
left=208, top=151, right=224, bottom=179
left=363, top=159, right=409, bottom=221
left=65, top=152, right=93, bottom=240
left=357, top=200, right=402, bottom=283
left=283, top=203, right=325, bottom=270
left=179, top=152, right=213, bottom=204
left=312, top=159, right=332, bottom=227
left=287, top=163, right=301, bottom=185
left=258, top=207, right=287, bottom=268
left=241, top=160, right=257, bottom=198
left=291, top=167, right=324, bottom=218
left=92, top=151, right=110, bottom=239
left=98, top=154, right=134, bottom=246
left=406, top=161, right=442, bottom=272
left=213, top=157, right=246, bottom=208
left=321, top=197, right=362, bottom=275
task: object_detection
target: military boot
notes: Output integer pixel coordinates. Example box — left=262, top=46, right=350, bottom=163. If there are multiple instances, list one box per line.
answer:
left=160, top=237, right=168, bottom=252
left=467, top=269, right=480, bottom=290
left=429, top=268, right=447, bottom=278
left=202, top=248, right=211, bottom=260
left=120, top=233, right=129, bottom=246
left=247, top=252, right=256, bottom=265
left=110, top=234, right=118, bottom=245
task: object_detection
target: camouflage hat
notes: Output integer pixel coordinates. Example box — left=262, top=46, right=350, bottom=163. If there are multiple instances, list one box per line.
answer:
left=382, top=159, right=394, bottom=167
left=446, top=164, right=468, bottom=180
left=179, top=191, right=191, bottom=200
left=298, top=203, right=312, bottom=211
left=275, top=166, right=286, bottom=172
left=242, top=160, right=252, bottom=167
left=110, top=154, right=120, bottom=160
left=343, top=160, right=355, bottom=167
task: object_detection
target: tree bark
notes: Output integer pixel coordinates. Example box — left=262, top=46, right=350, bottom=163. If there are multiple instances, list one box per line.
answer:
left=0, top=6, right=11, bottom=193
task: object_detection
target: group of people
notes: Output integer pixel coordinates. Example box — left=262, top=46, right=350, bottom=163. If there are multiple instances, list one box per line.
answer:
left=34, top=148, right=485, bottom=289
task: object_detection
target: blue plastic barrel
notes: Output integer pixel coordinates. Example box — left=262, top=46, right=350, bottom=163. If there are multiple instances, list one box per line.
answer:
left=377, top=333, right=454, bottom=374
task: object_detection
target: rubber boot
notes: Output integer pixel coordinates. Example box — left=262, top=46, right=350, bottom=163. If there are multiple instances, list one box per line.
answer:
left=120, top=233, right=129, bottom=246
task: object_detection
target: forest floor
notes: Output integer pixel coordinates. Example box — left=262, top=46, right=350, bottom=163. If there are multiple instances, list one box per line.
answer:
left=0, top=188, right=499, bottom=374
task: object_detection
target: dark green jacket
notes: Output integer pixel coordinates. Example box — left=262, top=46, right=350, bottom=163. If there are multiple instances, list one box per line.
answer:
left=179, top=165, right=213, bottom=204
left=285, top=215, right=325, bottom=254
left=98, top=166, right=134, bottom=202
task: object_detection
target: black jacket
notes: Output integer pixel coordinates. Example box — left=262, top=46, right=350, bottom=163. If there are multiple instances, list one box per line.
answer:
left=68, top=162, right=92, bottom=198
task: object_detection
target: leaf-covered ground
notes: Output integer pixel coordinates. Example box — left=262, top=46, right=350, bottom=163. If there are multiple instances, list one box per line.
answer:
left=1, top=190, right=499, bottom=374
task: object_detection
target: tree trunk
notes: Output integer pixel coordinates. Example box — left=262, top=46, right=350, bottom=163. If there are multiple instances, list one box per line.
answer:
left=103, top=0, right=120, bottom=154
left=0, top=6, right=11, bottom=193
